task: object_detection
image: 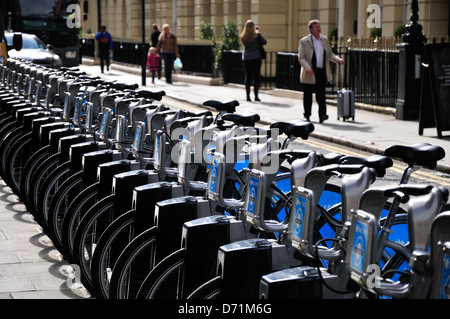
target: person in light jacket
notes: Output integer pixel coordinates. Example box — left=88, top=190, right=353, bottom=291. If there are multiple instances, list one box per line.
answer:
left=155, top=24, right=179, bottom=84
left=298, top=19, right=343, bottom=123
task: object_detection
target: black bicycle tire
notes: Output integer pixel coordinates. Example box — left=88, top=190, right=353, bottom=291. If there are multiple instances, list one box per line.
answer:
left=108, top=226, right=159, bottom=299
left=20, top=145, right=50, bottom=202
left=0, top=126, right=26, bottom=180
left=186, top=276, right=222, bottom=299
left=37, top=161, right=71, bottom=227
left=4, top=132, right=34, bottom=197
left=27, top=153, right=61, bottom=217
left=90, top=210, right=137, bottom=299
left=47, top=171, right=84, bottom=253
left=136, top=248, right=187, bottom=299
left=0, top=120, right=19, bottom=148
left=72, top=194, right=116, bottom=293
left=61, top=183, right=101, bottom=263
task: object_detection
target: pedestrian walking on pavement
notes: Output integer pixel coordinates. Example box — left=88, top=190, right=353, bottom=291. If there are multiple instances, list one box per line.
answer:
left=147, top=47, right=161, bottom=84
left=298, top=19, right=343, bottom=123
left=150, top=23, right=162, bottom=79
left=240, top=20, right=266, bottom=102
left=95, top=25, right=113, bottom=73
left=155, top=24, right=179, bottom=84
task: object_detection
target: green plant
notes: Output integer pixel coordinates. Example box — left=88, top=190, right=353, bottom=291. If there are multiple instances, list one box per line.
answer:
left=199, top=20, right=240, bottom=75
left=200, top=21, right=216, bottom=42
left=394, top=25, right=406, bottom=39
left=221, top=20, right=241, bottom=50
left=370, top=28, right=382, bottom=39
left=329, top=27, right=338, bottom=43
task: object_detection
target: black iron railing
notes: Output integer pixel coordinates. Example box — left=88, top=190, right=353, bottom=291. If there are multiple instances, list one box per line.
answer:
left=346, top=48, right=399, bottom=107
left=221, top=50, right=276, bottom=89
left=222, top=46, right=399, bottom=108
left=80, top=38, right=95, bottom=58
left=81, top=38, right=215, bottom=76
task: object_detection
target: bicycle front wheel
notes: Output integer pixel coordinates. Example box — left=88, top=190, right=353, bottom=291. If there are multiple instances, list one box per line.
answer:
left=136, top=248, right=187, bottom=299
left=91, top=210, right=139, bottom=299
left=72, top=194, right=116, bottom=293
left=187, top=276, right=223, bottom=299
left=4, top=132, right=33, bottom=197
left=47, top=172, right=84, bottom=254
left=108, top=227, right=159, bottom=299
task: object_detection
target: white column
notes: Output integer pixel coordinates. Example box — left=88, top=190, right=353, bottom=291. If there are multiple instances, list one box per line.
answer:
left=338, top=0, right=344, bottom=39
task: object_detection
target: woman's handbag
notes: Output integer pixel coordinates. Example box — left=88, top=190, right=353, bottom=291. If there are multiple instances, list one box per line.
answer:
left=258, top=34, right=266, bottom=60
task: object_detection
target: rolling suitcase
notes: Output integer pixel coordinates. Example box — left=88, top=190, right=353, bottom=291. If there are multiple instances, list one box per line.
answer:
left=337, top=88, right=355, bottom=121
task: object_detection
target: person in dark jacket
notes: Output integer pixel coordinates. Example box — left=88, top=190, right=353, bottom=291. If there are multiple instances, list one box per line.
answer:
left=95, top=25, right=113, bottom=73
left=150, top=23, right=162, bottom=79
left=240, top=20, right=266, bottom=102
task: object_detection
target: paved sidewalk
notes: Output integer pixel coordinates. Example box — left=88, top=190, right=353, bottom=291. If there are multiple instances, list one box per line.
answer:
left=0, top=179, right=90, bottom=299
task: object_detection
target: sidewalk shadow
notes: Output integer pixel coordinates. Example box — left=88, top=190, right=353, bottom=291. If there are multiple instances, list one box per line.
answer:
left=29, top=232, right=55, bottom=250
left=316, top=121, right=374, bottom=133
left=256, top=101, right=296, bottom=108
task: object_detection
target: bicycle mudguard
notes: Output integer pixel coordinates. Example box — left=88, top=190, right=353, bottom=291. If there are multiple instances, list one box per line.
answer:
left=217, top=238, right=290, bottom=299
left=259, top=266, right=354, bottom=299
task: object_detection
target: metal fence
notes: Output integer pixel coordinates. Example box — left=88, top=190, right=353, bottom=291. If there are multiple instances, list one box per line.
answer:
left=81, top=38, right=215, bottom=76
left=221, top=50, right=277, bottom=89
left=341, top=37, right=401, bottom=107
left=221, top=37, right=401, bottom=107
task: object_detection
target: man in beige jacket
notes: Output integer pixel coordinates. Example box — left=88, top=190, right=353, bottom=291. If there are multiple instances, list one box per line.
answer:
left=298, top=20, right=344, bottom=123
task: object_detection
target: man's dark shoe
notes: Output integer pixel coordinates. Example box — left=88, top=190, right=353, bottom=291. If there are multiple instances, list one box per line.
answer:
left=303, top=117, right=310, bottom=122
left=319, top=115, right=329, bottom=123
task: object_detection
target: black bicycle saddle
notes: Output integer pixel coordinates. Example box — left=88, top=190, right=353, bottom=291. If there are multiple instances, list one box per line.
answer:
left=202, top=99, right=239, bottom=113
left=270, top=120, right=315, bottom=140
left=384, top=143, right=445, bottom=169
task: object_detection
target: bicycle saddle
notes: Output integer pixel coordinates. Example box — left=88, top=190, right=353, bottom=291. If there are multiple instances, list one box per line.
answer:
left=269, top=120, right=315, bottom=140
left=110, top=82, right=139, bottom=91
left=202, top=99, right=239, bottom=113
left=64, top=70, right=86, bottom=77
left=221, top=112, right=260, bottom=127
left=338, top=154, right=393, bottom=177
left=262, top=149, right=317, bottom=167
left=320, top=152, right=344, bottom=166
left=134, top=90, right=166, bottom=101
left=384, top=143, right=445, bottom=169
left=186, top=110, right=214, bottom=118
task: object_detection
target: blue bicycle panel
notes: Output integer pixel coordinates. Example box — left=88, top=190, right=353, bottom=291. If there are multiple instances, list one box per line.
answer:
left=440, top=252, right=450, bottom=299
left=234, top=154, right=248, bottom=172
left=318, top=190, right=343, bottom=243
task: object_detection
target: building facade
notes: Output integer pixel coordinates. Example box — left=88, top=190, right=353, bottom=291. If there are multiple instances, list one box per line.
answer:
left=81, top=0, right=449, bottom=52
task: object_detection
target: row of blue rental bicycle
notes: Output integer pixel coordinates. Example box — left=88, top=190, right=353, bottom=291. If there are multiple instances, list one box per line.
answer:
left=1, top=57, right=450, bottom=300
